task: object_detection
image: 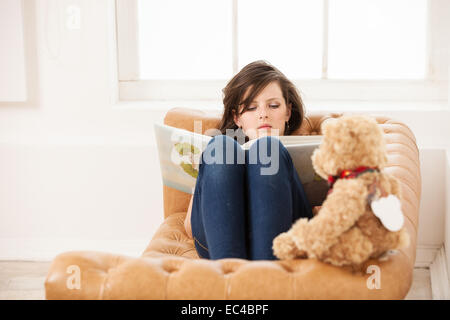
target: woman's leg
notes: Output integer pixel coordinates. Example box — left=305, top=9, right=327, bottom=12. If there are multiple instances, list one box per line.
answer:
left=190, top=134, right=248, bottom=260
left=246, top=136, right=313, bottom=260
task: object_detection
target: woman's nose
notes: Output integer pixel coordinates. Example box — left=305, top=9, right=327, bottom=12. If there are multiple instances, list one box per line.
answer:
left=259, top=107, right=268, bottom=118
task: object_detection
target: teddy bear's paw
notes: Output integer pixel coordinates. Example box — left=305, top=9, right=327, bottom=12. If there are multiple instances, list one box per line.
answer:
left=276, top=218, right=309, bottom=254
left=272, top=233, right=298, bottom=260
left=290, top=218, right=309, bottom=239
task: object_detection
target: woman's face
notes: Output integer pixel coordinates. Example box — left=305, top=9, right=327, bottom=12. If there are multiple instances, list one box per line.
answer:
left=233, top=81, right=291, bottom=140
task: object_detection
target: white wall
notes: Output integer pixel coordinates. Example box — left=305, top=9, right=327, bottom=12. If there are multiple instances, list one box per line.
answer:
left=446, top=151, right=450, bottom=278
left=417, top=148, right=447, bottom=267
left=0, top=0, right=27, bottom=101
left=0, top=0, right=168, bottom=260
left=0, top=0, right=449, bottom=261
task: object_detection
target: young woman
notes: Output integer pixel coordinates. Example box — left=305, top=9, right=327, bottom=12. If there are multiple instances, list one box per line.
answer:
left=184, top=60, right=313, bottom=260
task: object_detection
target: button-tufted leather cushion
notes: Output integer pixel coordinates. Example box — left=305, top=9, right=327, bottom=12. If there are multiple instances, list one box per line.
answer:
left=45, top=107, right=421, bottom=299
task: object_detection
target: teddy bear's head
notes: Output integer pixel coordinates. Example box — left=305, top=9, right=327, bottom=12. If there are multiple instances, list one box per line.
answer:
left=311, top=115, right=388, bottom=180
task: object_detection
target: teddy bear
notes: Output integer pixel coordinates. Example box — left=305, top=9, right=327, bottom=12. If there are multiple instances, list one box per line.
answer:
left=272, top=115, right=410, bottom=270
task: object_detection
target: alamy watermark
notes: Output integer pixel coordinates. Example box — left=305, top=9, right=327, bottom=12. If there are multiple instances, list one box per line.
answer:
left=66, top=264, right=81, bottom=290
left=366, top=265, right=381, bottom=290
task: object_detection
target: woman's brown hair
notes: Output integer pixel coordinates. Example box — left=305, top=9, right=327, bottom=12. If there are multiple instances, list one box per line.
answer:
left=218, top=60, right=306, bottom=143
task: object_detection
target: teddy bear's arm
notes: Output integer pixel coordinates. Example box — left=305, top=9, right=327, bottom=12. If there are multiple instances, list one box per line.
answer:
left=297, top=179, right=369, bottom=256
left=272, top=231, right=307, bottom=260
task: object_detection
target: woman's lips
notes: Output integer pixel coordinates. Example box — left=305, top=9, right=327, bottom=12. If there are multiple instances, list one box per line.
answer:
left=258, top=125, right=272, bottom=129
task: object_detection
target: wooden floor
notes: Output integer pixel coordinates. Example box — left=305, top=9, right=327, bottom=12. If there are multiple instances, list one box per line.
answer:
left=0, top=261, right=432, bottom=300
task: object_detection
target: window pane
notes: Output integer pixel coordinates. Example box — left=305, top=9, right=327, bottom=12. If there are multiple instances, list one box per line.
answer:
left=328, top=0, right=427, bottom=79
left=238, top=0, right=323, bottom=79
left=137, top=0, right=232, bottom=80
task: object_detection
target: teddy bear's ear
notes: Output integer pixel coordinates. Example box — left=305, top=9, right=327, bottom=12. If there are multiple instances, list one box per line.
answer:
left=320, top=118, right=338, bottom=136
left=311, top=148, right=329, bottom=180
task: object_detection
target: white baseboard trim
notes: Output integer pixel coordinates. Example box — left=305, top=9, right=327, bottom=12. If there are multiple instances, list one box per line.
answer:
left=0, top=237, right=150, bottom=262
left=429, top=245, right=450, bottom=300
left=415, top=245, right=442, bottom=268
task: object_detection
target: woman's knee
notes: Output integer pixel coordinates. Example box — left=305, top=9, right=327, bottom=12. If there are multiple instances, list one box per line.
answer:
left=202, top=134, right=245, bottom=166
left=247, top=136, right=291, bottom=177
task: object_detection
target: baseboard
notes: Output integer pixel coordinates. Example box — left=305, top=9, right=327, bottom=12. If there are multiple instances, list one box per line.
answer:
left=415, top=245, right=442, bottom=268
left=429, top=245, right=450, bottom=300
left=0, top=237, right=150, bottom=261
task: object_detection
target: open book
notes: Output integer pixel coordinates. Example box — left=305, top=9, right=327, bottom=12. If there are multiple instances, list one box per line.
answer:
left=154, top=123, right=329, bottom=206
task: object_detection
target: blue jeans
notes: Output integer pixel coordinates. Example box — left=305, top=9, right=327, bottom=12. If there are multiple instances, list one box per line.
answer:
left=191, top=134, right=313, bottom=260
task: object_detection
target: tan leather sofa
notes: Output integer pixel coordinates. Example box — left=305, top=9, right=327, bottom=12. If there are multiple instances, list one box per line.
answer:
left=45, top=107, right=421, bottom=299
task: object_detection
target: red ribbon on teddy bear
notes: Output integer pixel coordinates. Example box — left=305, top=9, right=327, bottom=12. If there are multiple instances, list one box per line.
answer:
left=327, top=166, right=379, bottom=195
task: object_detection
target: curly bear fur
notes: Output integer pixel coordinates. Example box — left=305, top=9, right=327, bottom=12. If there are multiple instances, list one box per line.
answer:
left=272, top=115, right=410, bottom=269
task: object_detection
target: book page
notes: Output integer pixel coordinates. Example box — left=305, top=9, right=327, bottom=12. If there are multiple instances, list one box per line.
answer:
left=154, top=122, right=212, bottom=194
left=242, top=134, right=323, bottom=150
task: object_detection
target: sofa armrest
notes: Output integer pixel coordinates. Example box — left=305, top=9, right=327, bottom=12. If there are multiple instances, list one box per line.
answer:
left=45, top=246, right=413, bottom=299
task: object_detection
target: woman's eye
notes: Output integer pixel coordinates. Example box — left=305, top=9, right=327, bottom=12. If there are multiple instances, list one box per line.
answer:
left=248, top=105, right=279, bottom=110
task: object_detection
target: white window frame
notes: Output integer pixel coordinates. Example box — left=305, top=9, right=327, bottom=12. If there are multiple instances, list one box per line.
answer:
left=115, top=0, right=449, bottom=102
